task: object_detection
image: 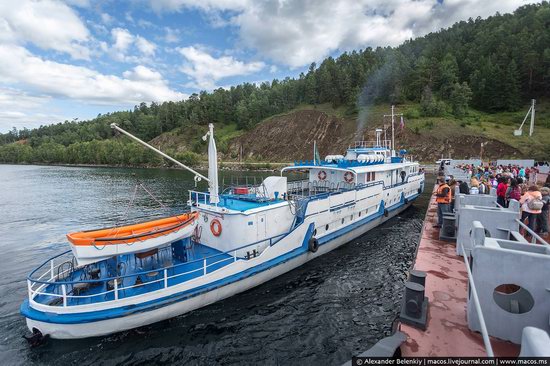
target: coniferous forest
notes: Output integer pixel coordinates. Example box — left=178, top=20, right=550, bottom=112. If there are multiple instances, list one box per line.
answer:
left=1, top=2, right=549, bottom=165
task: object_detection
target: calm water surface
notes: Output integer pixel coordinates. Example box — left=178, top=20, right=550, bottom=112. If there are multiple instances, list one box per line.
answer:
left=0, top=164, right=433, bottom=366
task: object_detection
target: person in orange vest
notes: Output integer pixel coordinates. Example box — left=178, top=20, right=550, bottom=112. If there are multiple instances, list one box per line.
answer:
left=434, top=177, right=452, bottom=228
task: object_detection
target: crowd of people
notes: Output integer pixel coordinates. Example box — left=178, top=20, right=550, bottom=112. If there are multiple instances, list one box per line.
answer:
left=434, top=162, right=550, bottom=238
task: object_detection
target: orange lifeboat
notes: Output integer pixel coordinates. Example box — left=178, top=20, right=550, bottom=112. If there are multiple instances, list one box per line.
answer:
left=67, top=212, right=198, bottom=265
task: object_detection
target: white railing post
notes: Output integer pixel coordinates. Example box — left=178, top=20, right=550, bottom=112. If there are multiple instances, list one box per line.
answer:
left=233, top=250, right=237, bottom=262
left=164, top=269, right=168, bottom=288
left=203, top=259, right=207, bottom=275
left=114, top=279, right=119, bottom=300
left=50, top=260, right=55, bottom=280
left=27, top=279, right=33, bottom=300
left=61, top=284, right=67, bottom=307
left=460, top=242, right=494, bottom=357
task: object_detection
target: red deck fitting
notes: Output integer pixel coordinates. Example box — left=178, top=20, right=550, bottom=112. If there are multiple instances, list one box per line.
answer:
left=399, top=186, right=520, bottom=357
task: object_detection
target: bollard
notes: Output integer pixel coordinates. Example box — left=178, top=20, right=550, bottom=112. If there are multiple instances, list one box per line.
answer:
left=440, top=213, right=456, bottom=241
left=399, top=278, right=429, bottom=330
left=405, top=282, right=425, bottom=317
left=409, top=269, right=426, bottom=287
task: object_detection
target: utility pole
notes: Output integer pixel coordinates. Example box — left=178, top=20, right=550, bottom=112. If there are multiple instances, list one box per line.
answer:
left=383, top=105, right=403, bottom=156
left=513, top=99, right=536, bottom=137
left=529, top=99, right=535, bottom=136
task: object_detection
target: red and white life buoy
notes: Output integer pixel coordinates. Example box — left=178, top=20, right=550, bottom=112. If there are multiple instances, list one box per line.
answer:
left=210, top=219, right=222, bottom=237
left=318, top=170, right=327, bottom=181
left=344, top=171, right=354, bottom=183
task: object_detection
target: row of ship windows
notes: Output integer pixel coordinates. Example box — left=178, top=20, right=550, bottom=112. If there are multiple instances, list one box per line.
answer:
left=316, top=205, right=378, bottom=235
left=314, top=183, right=419, bottom=235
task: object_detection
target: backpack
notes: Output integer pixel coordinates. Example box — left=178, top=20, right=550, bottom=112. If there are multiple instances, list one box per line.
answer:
left=527, top=197, right=544, bottom=210
left=509, top=188, right=521, bottom=201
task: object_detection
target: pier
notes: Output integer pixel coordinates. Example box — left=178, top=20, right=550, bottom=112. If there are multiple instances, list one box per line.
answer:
left=398, top=186, right=520, bottom=356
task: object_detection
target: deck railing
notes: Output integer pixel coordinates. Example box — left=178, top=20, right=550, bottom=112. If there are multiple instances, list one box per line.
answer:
left=188, top=190, right=217, bottom=207
left=27, top=231, right=289, bottom=308
left=353, top=140, right=391, bottom=149
left=459, top=241, right=494, bottom=357
left=515, top=218, right=549, bottom=245
left=458, top=218, right=548, bottom=357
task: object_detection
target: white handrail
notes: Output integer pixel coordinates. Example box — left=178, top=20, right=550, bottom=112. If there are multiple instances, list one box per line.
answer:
left=62, top=284, right=67, bottom=307
left=515, top=219, right=549, bottom=245
left=459, top=241, right=494, bottom=357
left=205, top=256, right=236, bottom=269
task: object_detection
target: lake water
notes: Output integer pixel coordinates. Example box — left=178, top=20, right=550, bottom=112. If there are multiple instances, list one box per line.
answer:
left=0, top=164, right=432, bottom=366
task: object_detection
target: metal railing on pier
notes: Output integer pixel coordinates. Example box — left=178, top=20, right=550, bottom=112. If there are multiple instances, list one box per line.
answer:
left=515, top=218, right=549, bottom=245
left=459, top=242, right=494, bottom=357
left=457, top=215, right=548, bottom=357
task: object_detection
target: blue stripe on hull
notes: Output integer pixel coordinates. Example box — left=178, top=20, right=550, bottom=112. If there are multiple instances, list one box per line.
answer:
left=21, top=195, right=419, bottom=325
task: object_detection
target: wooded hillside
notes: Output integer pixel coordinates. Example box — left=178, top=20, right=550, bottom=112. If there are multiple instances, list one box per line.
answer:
left=1, top=2, right=549, bottom=165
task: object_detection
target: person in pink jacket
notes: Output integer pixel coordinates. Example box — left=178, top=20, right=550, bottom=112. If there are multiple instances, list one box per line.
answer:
left=519, top=186, right=543, bottom=232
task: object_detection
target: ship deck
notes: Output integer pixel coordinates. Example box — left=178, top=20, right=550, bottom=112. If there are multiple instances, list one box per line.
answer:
left=399, top=186, right=520, bottom=357
left=218, top=194, right=285, bottom=211
left=32, top=242, right=233, bottom=307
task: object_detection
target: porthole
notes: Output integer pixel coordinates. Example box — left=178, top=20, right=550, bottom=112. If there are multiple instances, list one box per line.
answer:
left=493, top=284, right=534, bottom=314
left=313, top=229, right=317, bottom=236
left=325, top=224, right=329, bottom=231
left=358, top=212, right=361, bottom=217
left=350, top=215, right=353, bottom=220
left=341, top=218, right=345, bottom=224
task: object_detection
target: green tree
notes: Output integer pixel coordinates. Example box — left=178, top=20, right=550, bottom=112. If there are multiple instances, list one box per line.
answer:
left=449, top=82, right=473, bottom=117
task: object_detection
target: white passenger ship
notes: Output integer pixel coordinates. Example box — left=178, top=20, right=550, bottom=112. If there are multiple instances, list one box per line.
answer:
left=21, top=110, right=425, bottom=339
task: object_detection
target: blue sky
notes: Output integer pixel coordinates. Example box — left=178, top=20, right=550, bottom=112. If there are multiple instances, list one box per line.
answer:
left=0, top=0, right=536, bottom=132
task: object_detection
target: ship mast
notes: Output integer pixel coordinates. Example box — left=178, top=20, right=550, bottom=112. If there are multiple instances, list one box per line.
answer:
left=383, top=105, right=403, bottom=157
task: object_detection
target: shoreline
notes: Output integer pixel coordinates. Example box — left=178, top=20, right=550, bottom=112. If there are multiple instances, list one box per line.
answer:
left=0, top=161, right=438, bottom=172
left=0, top=161, right=291, bottom=172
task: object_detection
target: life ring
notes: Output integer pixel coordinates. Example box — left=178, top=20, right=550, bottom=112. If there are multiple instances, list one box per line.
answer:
left=318, top=170, right=327, bottom=181
left=344, top=172, right=354, bottom=183
left=210, top=219, right=222, bottom=237
left=308, top=237, right=319, bottom=253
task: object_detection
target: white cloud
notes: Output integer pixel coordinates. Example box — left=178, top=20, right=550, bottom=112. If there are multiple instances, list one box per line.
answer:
left=122, top=65, right=164, bottom=82
left=0, top=44, right=185, bottom=105
left=163, top=27, right=181, bottom=43
left=0, top=87, right=65, bottom=130
left=149, top=0, right=248, bottom=13
left=150, top=0, right=532, bottom=68
left=112, top=28, right=134, bottom=53
left=109, top=28, right=157, bottom=61
left=62, top=0, right=91, bottom=8
left=100, top=13, right=114, bottom=25
left=136, top=36, right=157, bottom=56
left=125, top=11, right=135, bottom=24
left=0, top=0, right=91, bottom=60
left=178, top=46, right=265, bottom=89
left=137, top=19, right=155, bottom=28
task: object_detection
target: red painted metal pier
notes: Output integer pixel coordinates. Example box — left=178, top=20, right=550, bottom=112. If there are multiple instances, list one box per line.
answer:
left=399, top=187, right=520, bottom=357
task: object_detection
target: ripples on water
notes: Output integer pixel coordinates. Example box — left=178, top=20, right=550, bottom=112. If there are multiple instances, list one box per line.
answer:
left=0, top=164, right=433, bottom=366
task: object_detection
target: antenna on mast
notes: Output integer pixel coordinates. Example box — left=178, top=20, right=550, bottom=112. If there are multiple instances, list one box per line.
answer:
left=383, top=105, right=403, bottom=156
